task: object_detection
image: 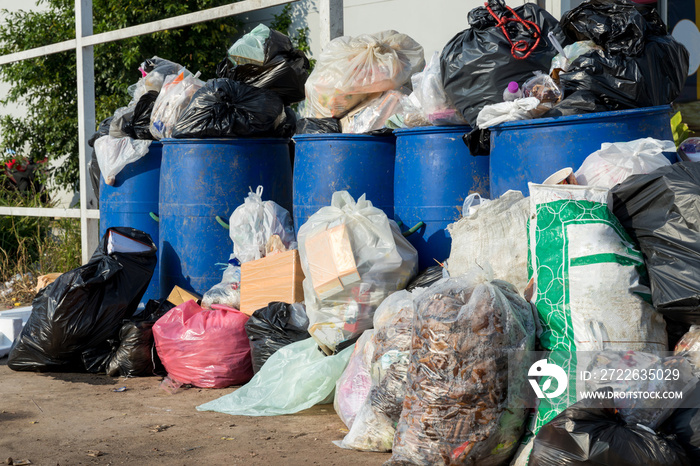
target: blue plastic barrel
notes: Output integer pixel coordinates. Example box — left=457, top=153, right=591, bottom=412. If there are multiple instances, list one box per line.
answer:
left=99, top=141, right=162, bottom=303
left=394, top=126, right=489, bottom=269
left=159, top=138, right=293, bottom=297
left=489, top=105, right=676, bottom=197
left=292, top=134, right=395, bottom=233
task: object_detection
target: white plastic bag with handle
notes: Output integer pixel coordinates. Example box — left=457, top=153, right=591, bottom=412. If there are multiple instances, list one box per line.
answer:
left=575, top=138, right=674, bottom=189
left=94, top=135, right=152, bottom=186
left=476, top=97, right=544, bottom=129
left=228, top=186, right=297, bottom=264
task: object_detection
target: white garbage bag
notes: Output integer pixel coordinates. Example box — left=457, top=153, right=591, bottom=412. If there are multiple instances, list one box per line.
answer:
left=94, top=135, right=152, bottom=186
left=298, top=191, right=418, bottom=353
left=575, top=137, right=675, bottom=189
left=228, top=186, right=297, bottom=264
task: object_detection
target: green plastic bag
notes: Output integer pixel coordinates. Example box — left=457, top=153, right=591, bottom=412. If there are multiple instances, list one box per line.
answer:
left=197, top=338, right=354, bottom=416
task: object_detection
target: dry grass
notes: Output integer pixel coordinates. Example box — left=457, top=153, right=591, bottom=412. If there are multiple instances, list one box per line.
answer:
left=1, top=183, right=81, bottom=308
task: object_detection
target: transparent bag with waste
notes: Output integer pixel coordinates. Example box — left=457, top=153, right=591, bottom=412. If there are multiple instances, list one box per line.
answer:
left=388, top=272, right=536, bottom=465
left=337, top=289, right=418, bottom=452
left=228, top=186, right=297, bottom=264
left=297, top=191, right=418, bottom=353
left=201, top=256, right=241, bottom=310
left=334, top=330, right=376, bottom=429
left=149, top=70, right=205, bottom=139
left=304, top=30, right=424, bottom=118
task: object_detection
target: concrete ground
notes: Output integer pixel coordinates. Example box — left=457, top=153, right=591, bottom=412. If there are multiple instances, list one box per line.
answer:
left=0, top=357, right=391, bottom=465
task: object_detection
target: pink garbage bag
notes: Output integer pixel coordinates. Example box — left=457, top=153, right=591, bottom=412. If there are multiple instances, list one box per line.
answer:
left=153, top=301, right=253, bottom=388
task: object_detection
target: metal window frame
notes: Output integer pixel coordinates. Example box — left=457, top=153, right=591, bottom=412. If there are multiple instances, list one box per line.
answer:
left=0, top=0, right=343, bottom=264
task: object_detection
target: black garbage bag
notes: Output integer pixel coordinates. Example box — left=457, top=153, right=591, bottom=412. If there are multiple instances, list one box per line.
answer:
left=172, top=78, right=285, bottom=138
left=530, top=397, right=690, bottom=466
left=560, top=0, right=666, bottom=56
left=405, top=266, right=443, bottom=291
left=216, top=28, right=309, bottom=105
left=541, top=90, right=609, bottom=118
left=87, top=116, right=112, bottom=201
left=104, top=299, right=174, bottom=377
left=660, top=385, right=700, bottom=462
left=217, top=53, right=309, bottom=106
left=131, top=90, right=158, bottom=140
left=7, top=227, right=157, bottom=372
left=295, top=118, right=341, bottom=135
left=463, top=128, right=491, bottom=156
left=611, top=162, right=700, bottom=324
left=244, top=302, right=310, bottom=373
left=558, top=0, right=689, bottom=110
left=275, top=106, right=297, bottom=139
left=140, top=56, right=180, bottom=76
left=440, top=0, right=565, bottom=127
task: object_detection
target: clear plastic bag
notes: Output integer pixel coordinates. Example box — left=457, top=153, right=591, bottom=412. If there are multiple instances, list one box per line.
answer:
left=196, top=338, right=355, bottom=416
left=149, top=70, right=205, bottom=140
left=411, top=51, right=465, bottom=126
left=334, top=329, right=376, bottom=428
left=201, top=256, right=241, bottom=310
left=388, top=273, right=536, bottom=465
left=298, top=191, right=419, bottom=353
left=522, top=72, right=562, bottom=104
left=341, top=90, right=405, bottom=134
left=228, top=186, right=297, bottom=264
left=550, top=40, right=603, bottom=73
left=575, top=137, right=674, bottom=189
left=674, top=325, right=700, bottom=371
left=94, top=135, right=152, bottom=186
left=337, top=290, right=417, bottom=452
left=131, top=56, right=182, bottom=103
left=304, top=30, right=424, bottom=118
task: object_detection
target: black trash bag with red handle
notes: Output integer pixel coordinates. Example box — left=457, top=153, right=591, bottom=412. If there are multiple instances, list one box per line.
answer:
left=440, top=0, right=566, bottom=128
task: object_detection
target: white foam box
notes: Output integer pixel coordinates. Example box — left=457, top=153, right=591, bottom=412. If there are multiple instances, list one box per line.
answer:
left=0, top=306, right=32, bottom=358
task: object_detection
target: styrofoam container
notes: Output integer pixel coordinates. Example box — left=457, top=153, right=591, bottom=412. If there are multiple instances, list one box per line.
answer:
left=0, top=306, right=32, bottom=358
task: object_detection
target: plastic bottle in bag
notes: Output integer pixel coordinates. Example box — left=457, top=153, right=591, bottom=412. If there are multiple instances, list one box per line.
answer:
left=502, top=81, right=522, bottom=101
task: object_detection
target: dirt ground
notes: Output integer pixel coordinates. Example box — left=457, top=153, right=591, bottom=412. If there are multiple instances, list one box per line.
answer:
left=0, top=357, right=391, bottom=466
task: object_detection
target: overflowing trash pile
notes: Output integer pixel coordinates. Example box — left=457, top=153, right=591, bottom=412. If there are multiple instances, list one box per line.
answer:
left=5, top=0, right=700, bottom=465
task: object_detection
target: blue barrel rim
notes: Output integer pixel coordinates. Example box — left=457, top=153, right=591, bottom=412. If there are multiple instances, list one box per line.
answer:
left=161, top=137, right=291, bottom=144
left=490, top=105, right=672, bottom=132
left=393, top=125, right=472, bottom=136
left=292, top=133, right=396, bottom=142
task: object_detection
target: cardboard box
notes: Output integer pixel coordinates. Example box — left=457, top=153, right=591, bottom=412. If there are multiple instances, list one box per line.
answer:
left=166, top=286, right=202, bottom=306
left=240, top=249, right=305, bottom=316
left=304, top=224, right=360, bottom=299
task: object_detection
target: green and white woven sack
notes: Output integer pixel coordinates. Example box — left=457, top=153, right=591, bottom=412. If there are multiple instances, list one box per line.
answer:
left=528, top=183, right=667, bottom=433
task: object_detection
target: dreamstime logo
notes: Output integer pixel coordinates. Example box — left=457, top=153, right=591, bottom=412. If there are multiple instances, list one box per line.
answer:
left=528, top=359, right=568, bottom=399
